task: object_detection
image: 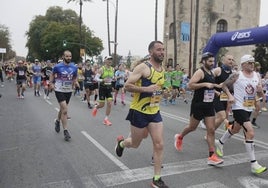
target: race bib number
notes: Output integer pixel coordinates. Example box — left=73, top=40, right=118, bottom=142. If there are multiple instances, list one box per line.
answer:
left=220, top=92, right=228, bottom=101
left=18, top=70, right=25, bottom=76
left=243, top=96, right=255, bottom=110
left=61, top=81, right=72, bottom=91
left=203, top=89, right=215, bottom=102
left=150, top=90, right=163, bottom=107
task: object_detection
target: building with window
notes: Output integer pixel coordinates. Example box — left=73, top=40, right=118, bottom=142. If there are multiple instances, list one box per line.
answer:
left=163, top=0, right=261, bottom=76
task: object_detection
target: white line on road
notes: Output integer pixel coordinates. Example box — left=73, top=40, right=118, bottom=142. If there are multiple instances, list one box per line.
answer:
left=161, top=111, right=268, bottom=150
left=81, top=131, right=129, bottom=171
left=95, top=150, right=268, bottom=187
left=186, top=181, right=229, bottom=188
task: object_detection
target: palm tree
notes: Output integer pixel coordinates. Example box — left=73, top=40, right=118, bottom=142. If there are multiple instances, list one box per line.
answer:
left=67, top=0, right=91, bottom=47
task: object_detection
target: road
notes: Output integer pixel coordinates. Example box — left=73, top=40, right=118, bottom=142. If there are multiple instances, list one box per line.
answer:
left=1, top=81, right=268, bottom=188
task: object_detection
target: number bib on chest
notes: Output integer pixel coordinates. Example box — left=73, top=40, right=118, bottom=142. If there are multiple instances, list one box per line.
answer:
left=203, top=89, right=215, bottom=102
left=61, top=81, right=72, bottom=91
left=243, top=96, right=255, bottom=110
left=150, top=90, right=163, bottom=107
left=220, top=92, right=228, bottom=101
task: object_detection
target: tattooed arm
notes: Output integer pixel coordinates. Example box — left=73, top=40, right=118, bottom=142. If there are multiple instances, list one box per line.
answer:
left=222, top=72, right=239, bottom=102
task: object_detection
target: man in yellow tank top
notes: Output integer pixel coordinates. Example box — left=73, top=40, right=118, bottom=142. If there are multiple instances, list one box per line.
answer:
left=115, top=41, right=168, bottom=188
left=92, top=56, right=114, bottom=126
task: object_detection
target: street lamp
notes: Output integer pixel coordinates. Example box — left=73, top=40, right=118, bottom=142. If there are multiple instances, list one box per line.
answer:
left=103, top=0, right=119, bottom=64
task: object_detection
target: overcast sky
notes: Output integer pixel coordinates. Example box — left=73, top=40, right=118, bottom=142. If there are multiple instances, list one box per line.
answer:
left=1, top=0, right=267, bottom=58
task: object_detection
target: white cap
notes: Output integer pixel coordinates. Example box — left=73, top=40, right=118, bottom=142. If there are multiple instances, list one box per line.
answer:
left=104, top=56, right=113, bottom=60
left=240, top=54, right=254, bottom=64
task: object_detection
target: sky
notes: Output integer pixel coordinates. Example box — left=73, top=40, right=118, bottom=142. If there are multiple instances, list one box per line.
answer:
left=0, top=0, right=268, bottom=58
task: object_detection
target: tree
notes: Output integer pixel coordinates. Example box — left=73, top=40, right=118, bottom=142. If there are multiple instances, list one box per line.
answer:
left=0, top=24, right=16, bottom=61
left=253, top=44, right=268, bottom=75
left=26, top=6, right=103, bottom=62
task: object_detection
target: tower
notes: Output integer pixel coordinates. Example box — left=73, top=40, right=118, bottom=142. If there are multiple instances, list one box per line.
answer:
left=164, top=0, right=261, bottom=76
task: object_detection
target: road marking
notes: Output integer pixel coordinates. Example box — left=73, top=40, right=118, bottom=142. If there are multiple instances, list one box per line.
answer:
left=187, top=181, right=228, bottom=188
left=95, top=150, right=268, bottom=187
left=0, top=146, right=19, bottom=152
left=45, top=99, right=52, bottom=105
left=81, top=131, right=129, bottom=171
left=161, top=111, right=268, bottom=150
left=41, top=177, right=98, bottom=188
left=238, top=176, right=268, bottom=188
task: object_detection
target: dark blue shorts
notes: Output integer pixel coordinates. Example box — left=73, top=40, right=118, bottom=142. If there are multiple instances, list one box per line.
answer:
left=126, top=109, right=162, bottom=128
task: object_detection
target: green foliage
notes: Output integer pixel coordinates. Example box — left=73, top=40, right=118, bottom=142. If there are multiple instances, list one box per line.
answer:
left=26, top=6, right=103, bottom=62
left=0, top=24, right=16, bottom=60
left=253, top=44, right=268, bottom=75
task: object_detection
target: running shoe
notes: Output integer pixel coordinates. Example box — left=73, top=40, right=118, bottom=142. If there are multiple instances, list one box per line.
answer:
left=55, top=119, right=60, bottom=133
left=88, top=103, right=93, bottom=109
left=20, top=93, right=24, bottom=99
left=251, top=161, right=267, bottom=174
left=261, top=107, right=268, bottom=112
left=215, top=140, right=224, bottom=157
left=122, top=101, right=126, bottom=106
left=151, top=177, right=169, bottom=188
left=92, top=106, right=98, bottom=117
left=115, top=135, right=124, bottom=157
left=174, top=134, right=183, bottom=151
left=64, top=130, right=71, bottom=141
left=114, top=100, right=117, bottom=105
left=252, top=122, right=260, bottom=129
left=46, top=96, right=50, bottom=100
left=199, top=120, right=206, bottom=130
left=183, top=99, right=188, bottom=104
left=103, top=119, right=112, bottom=126
left=207, top=153, right=224, bottom=166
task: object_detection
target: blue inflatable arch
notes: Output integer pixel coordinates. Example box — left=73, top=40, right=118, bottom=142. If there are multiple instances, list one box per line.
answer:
left=203, top=25, right=268, bottom=58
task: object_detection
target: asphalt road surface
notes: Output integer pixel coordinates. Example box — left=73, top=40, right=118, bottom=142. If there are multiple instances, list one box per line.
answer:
left=1, top=80, right=268, bottom=188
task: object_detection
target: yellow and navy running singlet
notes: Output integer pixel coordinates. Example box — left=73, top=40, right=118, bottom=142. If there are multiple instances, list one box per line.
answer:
left=130, top=62, right=164, bottom=114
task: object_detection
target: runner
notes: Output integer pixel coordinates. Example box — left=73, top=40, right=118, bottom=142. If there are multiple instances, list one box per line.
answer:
left=115, top=41, right=169, bottom=188
left=49, top=50, right=78, bottom=141
left=114, top=63, right=126, bottom=105
left=215, top=54, right=267, bottom=174
left=32, top=59, right=42, bottom=96
left=92, top=56, right=114, bottom=126
left=174, top=52, right=223, bottom=166
left=83, top=62, right=95, bottom=109
left=41, top=60, right=53, bottom=99
left=13, top=60, right=28, bottom=99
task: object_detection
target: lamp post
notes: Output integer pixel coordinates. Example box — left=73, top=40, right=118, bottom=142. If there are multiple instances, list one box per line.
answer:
left=103, top=0, right=111, bottom=56
left=103, top=0, right=119, bottom=64
left=113, top=0, right=118, bottom=65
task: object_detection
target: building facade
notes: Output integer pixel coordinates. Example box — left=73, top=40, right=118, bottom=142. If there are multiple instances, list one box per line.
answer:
left=164, top=0, right=261, bottom=76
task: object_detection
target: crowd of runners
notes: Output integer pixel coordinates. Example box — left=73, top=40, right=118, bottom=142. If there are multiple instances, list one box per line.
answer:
left=1, top=45, right=268, bottom=188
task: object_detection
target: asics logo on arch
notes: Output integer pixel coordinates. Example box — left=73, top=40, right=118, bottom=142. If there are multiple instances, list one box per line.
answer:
left=231, top=31, right=251, bottom=41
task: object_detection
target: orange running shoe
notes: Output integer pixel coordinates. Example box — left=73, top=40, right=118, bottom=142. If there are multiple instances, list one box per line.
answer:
left=92, top=106, right=98, bottom=117
left=103, top=119, right=112, bottom=126
left=174, top=134, right=183, bottom=151
left=207, top=153, right=224, bottom=166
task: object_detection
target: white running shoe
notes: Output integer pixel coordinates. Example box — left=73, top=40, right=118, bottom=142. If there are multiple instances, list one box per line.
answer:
left=199, top=120, right=206, bottom=130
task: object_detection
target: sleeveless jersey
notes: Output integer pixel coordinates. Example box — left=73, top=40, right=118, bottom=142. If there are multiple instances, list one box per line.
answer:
left=192, top=67, right=215, bottom=105
left=53, top=62, right=78, bottom=93
left=130, top=62, right=164, bottom=114
left=100, top=66, right=114, bottom=85
left=232, top=71, right=259, bottom=111
left=84, top=68, right=94, bottom=84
